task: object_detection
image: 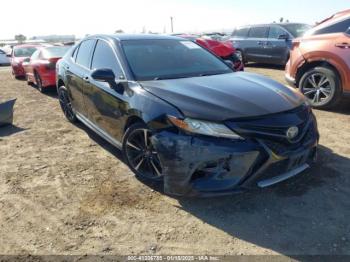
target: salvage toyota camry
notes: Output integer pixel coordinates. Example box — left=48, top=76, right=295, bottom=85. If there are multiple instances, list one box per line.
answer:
left=56, top=34, right=319, bottom=196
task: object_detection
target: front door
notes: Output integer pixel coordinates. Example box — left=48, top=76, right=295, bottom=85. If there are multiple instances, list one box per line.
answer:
left=266, top=26, right=291, bottom=65
left=245, top=26, right=269, bottom=63
left=84, top=39, right=128, bottom=142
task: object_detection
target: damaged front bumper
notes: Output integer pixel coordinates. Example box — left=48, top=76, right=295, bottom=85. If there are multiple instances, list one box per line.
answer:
left=151, top=119, right=318, bottom=197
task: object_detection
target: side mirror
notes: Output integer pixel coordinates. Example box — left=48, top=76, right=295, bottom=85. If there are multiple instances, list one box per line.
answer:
left=278, top=34, right=289, bottom=40
left=91, top=68, right=116, bottom=82
left=91, top=68, right=126, bottom=93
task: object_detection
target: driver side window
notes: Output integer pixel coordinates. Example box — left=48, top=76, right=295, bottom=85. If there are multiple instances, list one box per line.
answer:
left=91, top=40, right=123, bottom=78
left=268, top=26, right=287, bottom=39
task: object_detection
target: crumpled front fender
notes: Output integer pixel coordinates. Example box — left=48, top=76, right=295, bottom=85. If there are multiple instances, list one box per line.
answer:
left=151, top=131, right=261, bottom=196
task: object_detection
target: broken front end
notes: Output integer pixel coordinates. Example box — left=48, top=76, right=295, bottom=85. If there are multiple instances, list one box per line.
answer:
left=151, top=104, right=319, bottom=197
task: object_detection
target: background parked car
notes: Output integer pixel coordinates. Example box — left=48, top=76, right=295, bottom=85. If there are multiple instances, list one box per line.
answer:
left=180, top=34, right=244, bottom=71
left=0, top=49, right=10, bottom=66
left=230, top=23, right=311, bottom=65
left=285, top=9, right=350, bottom=109
left=10, top=45, right=40, bottom=78
left=23, top=46, right=70, bottom=92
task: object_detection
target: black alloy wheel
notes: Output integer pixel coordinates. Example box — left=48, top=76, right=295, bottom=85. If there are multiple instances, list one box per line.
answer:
left=58, top=86, right=77, bottom=123
left=123, top=123, right=163, bottom=181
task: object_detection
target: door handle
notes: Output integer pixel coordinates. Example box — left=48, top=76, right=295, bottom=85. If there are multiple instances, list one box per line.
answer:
left=335, top=43, right=350, bottom=49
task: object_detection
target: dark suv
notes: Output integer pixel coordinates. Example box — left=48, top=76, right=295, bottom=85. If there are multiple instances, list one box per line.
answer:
left=230, top=23, right=311, bottom=65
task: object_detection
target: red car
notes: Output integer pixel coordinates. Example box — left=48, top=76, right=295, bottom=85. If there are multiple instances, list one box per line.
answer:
left=23, top=46, right=70, bottom=92
left=179, top=34, right=244, bottom=71
left=11, top=45, right=40, bottom=78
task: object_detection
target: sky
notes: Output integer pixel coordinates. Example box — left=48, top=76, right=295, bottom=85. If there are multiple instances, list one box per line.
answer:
left=0, top=0, right=349, bottom=39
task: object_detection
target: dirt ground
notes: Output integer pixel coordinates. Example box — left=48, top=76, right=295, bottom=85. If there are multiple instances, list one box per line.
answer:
left=0, top=64, right=350, bottom=257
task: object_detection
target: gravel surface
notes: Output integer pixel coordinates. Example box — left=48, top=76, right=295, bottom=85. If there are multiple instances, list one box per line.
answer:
left=0, top=65, right=350, bottom=256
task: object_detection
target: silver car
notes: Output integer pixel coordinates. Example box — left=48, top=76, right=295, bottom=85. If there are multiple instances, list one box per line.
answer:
left=0, top=49, right=10, bottom=65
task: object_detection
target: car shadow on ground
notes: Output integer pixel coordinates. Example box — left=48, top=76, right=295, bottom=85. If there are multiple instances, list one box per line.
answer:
left=73, top=121, right=164, bottom=191
left=0, top=124, right=27, bottom=137
left=176, top=145, right=350, bottom=255
left=245, top=63, right=285, bottom=70
left=27, top=83, right=58, bottom=98
left=327, top=98, right=350, bottom=115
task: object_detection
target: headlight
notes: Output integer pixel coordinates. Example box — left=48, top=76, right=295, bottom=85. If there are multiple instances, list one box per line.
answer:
left=168, top=116, right=243, bottom=140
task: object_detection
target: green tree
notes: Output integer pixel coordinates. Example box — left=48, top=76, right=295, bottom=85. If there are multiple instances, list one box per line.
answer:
left=15, top=34, right=26, bottom=44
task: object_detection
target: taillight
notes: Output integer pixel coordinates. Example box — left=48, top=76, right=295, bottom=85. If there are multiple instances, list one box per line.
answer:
left=44, top=59, right=56, bottom=70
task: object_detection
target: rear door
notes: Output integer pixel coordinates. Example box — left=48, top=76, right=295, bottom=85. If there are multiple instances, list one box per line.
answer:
left=84, top=39, right=127, bottom=142
left=230, top=27, right=250, bottom=53
left=245, top=26, right=269, bottom=62
left=67, top=39, right=96, bottom=117
left=266, top=25, right=291, bottom=64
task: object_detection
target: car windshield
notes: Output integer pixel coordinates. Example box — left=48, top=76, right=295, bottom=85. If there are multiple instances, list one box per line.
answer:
left=121, top=39, right=232, bottom=81
left=281, top=24, right=312, bottom=37
left=13, top=47, right=37, bottom=57
left=42, top=46, right=70, bottom=58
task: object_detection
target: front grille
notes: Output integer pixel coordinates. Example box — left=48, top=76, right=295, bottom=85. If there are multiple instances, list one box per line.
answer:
left=263, top=122, right=317, bottom=156
left=225, top=105, right=312, bottom=145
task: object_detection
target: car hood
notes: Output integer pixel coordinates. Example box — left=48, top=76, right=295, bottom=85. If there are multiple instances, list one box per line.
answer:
left=139, top=72, right=306, bottom=121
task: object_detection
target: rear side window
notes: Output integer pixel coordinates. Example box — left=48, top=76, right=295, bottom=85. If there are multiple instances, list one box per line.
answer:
left=268, top=26, right=287, bottom=39
left=91, top=40, right=122, bottom=76
left=30, top=50, right=41, bottom=60
left=248, top=27, right=268, bottom=38
left=314, top=18, right=350, bottom=35
left=76, top=39, right=95, bottom=68
left=232, top=27, right=250, bottom=37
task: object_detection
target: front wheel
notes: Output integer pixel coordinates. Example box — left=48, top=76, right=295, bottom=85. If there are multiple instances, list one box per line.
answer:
left=123, top=123, right=163, bottom=181
left=298, top=67, right=342, bottom=109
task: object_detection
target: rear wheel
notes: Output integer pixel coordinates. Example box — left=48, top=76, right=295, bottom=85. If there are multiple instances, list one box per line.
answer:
left=123, top=123, right=163, bottom=181
left=58, top=86, right=77, bottom=123
left=298, top=66, right=342, bottom=109
left=35, top=72, right=45, bottom=93
left=26, top=75, right=32, bottom=85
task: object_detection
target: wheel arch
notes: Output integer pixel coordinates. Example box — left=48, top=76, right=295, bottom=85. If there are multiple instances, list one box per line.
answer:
left=296, top=60, right=343, bottom=90
left=124, top=115, right=145, bottom=132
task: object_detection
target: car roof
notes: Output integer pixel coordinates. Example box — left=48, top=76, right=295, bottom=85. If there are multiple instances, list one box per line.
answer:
left=13, top=44, right=41, bottom=49
left=87, top=34, right=184, bottom=42
left=238, top=23, right=307, bottom=28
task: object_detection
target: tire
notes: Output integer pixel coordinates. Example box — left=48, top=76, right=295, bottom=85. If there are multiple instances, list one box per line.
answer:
left=35, top=72, right=45, bottom=93
left=26, top=75, right=33, bottom=85
left=123, top=122, right=163, bottom=182
left=58, top=86, right=78, bottom=123
left=235, top=50, right=246, bottom=64
left=298, top=66, right=342, bottom=109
